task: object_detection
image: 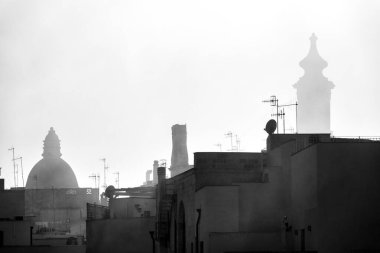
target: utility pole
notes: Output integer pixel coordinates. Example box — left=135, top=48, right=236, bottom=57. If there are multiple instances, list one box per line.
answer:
left=214, top=143, right=222, bottom=152
left=114, top=172, right=120, bottom=188
left=15, top=157, right=24, bottom=187
left=100, top=158, right=108, bottom=191
left=8, top=147, right=16, bottom=187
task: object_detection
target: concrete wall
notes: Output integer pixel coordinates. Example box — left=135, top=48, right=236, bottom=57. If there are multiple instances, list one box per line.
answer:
left=24, top=188, right=98, bottom=236
left=86, top=217, right=155, bottom=253
left=195, top=186, right=239, bottom=252
left=110, top=197, right=156, bottom=218
left=208, top=232, right=282, bottom=253
left=290, top=145, right=318, bottom=251
left=172, top=170, right=196, bottom=253
left=238, top=169, right=284, bottom=233
left=291, top=142, right=380, bottom=253
left=194, top=152, right=264, bottom=191
left=0, top=220, right=32, bottom=246
left=0, top=190, right=25, bottom=218
left=0, top=246, right=85, bottom=253
left=317, top=143, right=380, bottom=253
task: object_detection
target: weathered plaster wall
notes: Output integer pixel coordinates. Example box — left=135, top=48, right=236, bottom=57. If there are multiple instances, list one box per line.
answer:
left=86, top=217, right=155, bottom=253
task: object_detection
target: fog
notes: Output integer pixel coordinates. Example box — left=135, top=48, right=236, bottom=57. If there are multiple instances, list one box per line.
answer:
left=0, top=0, right=379, bottom=188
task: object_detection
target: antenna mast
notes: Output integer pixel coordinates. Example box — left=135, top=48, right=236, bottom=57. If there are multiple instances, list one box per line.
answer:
left=8, top=147, right=16, bottom=187
left=235, top=135, right=241, bottom=152
left=89, top=173, right=97, bottom=188
left=225, top=131, right=235, bottom=151
left=100, top=158, right=108, bottom=191
left=114, top=171, right=120, bottom=188
left=277, top=102, right=298, bottom=133
left=264, top=95, right=298, bottom=134
left=263, top=96, right=279, bottom=134
left=15, top=157, right=24, bottom=187
left=271, top=109, right=285, bottom=133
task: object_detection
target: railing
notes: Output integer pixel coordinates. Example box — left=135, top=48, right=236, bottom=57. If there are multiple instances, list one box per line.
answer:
left=330, top=136, right=380, bottom=142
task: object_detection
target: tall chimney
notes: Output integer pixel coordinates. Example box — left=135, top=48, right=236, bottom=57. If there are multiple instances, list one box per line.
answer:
left=169, top=124, right=189, bottom=177
left=153, top=160, right=159, bottom=185
left=157, top=167, right=166, bottom=209
left=145, top=170, right=152, bottom=184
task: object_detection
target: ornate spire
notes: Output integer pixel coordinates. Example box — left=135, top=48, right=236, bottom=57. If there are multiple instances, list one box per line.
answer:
left=42, top=127, right=62, bottom=158
left=299, top=33, right=328, bottom=73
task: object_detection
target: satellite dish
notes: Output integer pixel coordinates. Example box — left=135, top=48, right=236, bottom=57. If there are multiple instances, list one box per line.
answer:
left=264, top=119, right=277, bottom=135
left=105, top=185, right=116, bottom=199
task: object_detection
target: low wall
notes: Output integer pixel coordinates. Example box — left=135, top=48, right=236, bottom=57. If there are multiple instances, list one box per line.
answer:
left=0, top=245, right=85, bottom=253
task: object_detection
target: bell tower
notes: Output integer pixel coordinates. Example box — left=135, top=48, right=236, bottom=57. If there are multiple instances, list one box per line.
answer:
left=294, top=34, right=334, bottom=133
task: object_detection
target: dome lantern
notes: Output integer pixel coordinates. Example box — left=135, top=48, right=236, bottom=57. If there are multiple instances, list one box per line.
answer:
left=42, top=127, right=62, bottom=158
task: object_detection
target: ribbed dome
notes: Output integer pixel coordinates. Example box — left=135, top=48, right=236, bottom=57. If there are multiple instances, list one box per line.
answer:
left=25, top=128, right=78, bottom=189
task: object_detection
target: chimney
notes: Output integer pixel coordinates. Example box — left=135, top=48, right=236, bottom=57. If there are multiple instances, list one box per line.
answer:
left=169, top=124, right=189, bottom=177
left=156, top=166, right=166, bottom=221
left=145, top=170, right=152, bottom=184
left=153, top=160, right=159, bottom=185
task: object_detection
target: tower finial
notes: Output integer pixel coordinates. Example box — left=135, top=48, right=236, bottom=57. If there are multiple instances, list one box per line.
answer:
left=299, top=33, right=327, bottom=72
left=310, top=33, right=317, bottom=43
left=42, top=127, right=62, bottom=158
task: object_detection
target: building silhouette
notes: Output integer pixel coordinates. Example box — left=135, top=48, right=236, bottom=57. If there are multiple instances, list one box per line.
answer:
left=294, top=33, right=334, bottom=133
left=0, top=128, right=99, bottom=249
left=169, top=124, right=191, bottom=177
left=26, top=127, right=78, bottom=189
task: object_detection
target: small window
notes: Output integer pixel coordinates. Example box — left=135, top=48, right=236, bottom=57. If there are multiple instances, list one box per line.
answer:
left=309, top=135, right=319, bottom=144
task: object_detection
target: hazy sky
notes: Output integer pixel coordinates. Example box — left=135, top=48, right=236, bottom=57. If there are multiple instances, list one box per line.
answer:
left=1, top=0, right=379, bottom=189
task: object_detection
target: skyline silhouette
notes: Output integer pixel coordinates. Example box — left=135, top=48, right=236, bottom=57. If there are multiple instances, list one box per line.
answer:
left=0, top=0, right=379, bottom=189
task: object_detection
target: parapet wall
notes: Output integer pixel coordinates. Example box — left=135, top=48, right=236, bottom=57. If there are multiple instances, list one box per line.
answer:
left=194, top=152, right=265, bottom=190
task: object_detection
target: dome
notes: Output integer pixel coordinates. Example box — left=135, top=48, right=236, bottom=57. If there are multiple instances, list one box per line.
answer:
left=25, top=127, right=79, bottom=189
left=26, top=158, right=78, bottom=189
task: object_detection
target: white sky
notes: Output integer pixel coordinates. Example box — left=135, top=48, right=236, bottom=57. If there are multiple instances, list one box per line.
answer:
left=0, top=0, right=379, bottom=189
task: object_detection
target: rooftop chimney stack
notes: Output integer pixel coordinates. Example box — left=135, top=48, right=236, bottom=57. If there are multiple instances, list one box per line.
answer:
left=169, top=124, right=189, bottom=177
left=153, top=160, right=159, bottom=185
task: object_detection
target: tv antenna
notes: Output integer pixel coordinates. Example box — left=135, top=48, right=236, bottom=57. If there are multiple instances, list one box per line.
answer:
left=8, top=147, right=17, bottom=187
left=263, top=95, right=279, bottom=134
left=272, top=108, right=285, bottom=134
left=235, top=135, right=241, bottom=152
left=14, top=157, right=24, bottom=187
left=225, top=131, right=235, bottom=151
left=159, top=159, right=167, bottom=167
left=100, top=158, right=109, bottom=190
left=277, top=102, right=298, bottom=133
left=264, top=95, right=298, bottom=133
left=114, top=171, right=120, bottom=189
left=89, top=173, right=98, bottom=188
